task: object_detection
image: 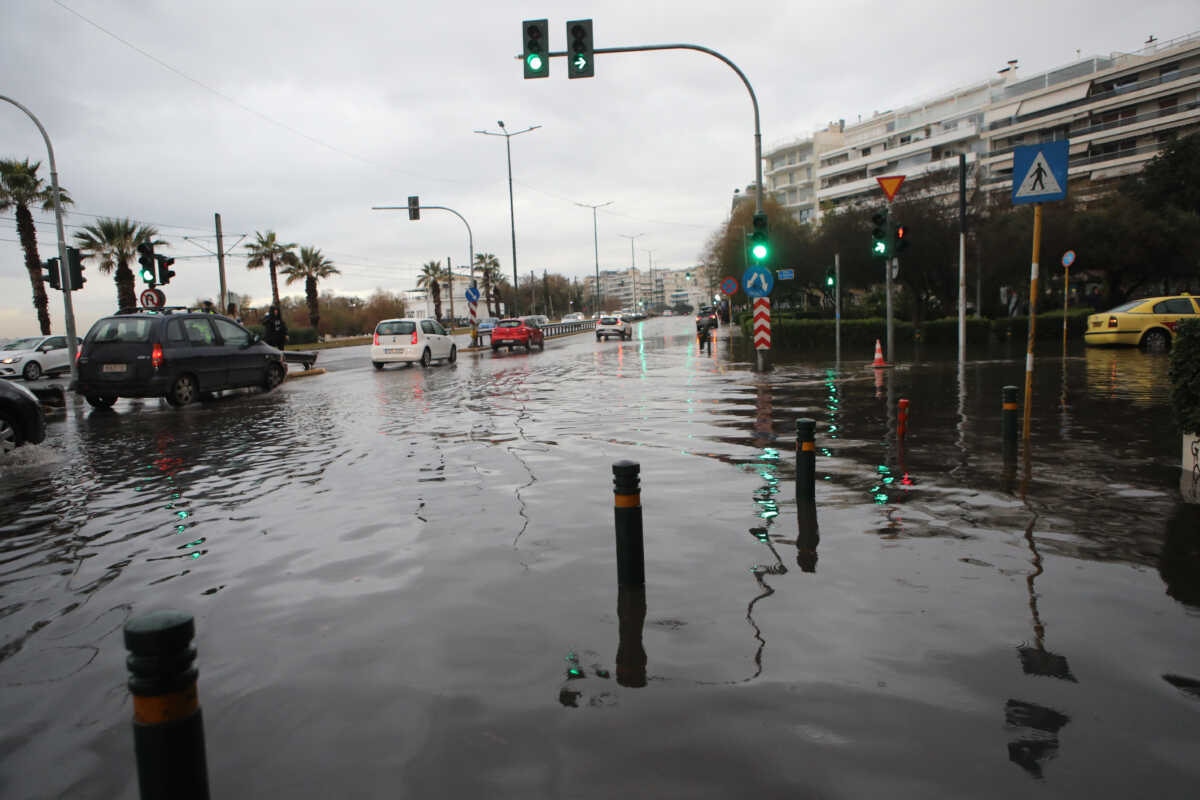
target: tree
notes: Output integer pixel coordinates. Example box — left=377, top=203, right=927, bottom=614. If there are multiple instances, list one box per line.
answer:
left=0, top=159, right=72, bottom=334
left=245, top=231, right=298, bottom=309
left=282, top=246, right=340, bottom=330
left=417, top=260, right=444, bottom=322
left=1134, top=130, right=1200, bottom=217
left=73, top=217, right=163, bottom=312
left=474, top=252, right=501, bottom=316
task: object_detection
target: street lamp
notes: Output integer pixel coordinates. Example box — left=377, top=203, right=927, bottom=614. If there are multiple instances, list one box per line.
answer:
left=618, top=233, right=644, bottom=310
left=475, top=120, right=540, bottom=316
left=576, top=200, right=612, bottom=315
left=643, top=249, right=655, bottom=312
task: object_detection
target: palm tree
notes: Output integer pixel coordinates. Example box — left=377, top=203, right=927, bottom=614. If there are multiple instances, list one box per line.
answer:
left=245, top=231, right=298, bottom=309
left=474, top=252, right=501, bottom=316
left=417, top=260, right=444, bottom=322
left=283, top=246, right=340, bottom=329
left=0, top=159, right=72, bottom=334
left=73, top=217, right=163, bottom=312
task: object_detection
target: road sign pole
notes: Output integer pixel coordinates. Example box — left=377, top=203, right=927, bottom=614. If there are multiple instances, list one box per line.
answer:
left=1062, top=258, right=1069, bottom=361
left=1022, top=203, right=1043, bottom=442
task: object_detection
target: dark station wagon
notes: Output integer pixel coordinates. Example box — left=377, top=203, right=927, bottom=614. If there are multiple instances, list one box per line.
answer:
left=76, top=309, right=287, bottom=408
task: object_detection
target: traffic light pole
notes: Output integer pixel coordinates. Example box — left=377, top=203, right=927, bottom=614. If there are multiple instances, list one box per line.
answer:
left=886, top=205, right=895, bottom=366
left=1, top=95, right=79, bottom=388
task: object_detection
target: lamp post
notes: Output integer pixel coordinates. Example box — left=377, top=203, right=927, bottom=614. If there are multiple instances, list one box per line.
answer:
left=618, top=233, right=644, bottom=311
left=643, top=249, right=655, bottom=312
left=576, top=200, right=612, bottom=316
left=474, top=120, right=540, bottom=316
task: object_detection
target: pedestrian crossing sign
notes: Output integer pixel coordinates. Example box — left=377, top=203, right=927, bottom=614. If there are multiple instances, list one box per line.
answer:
left=1012, top=140, right=1069, bottom=205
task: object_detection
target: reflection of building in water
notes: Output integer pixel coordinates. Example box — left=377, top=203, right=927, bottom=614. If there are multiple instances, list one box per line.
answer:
left=1005, top=699, right=1070, bottom=779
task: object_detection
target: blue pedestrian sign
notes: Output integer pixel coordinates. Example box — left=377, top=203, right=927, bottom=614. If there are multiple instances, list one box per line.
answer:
left=776, top=269, right=794, bottom=280
left=465, top=286, right=480, bottom=303
left=1012, top=140, right=1069, bottom=205
left=742, top=265, right=774, bottom=298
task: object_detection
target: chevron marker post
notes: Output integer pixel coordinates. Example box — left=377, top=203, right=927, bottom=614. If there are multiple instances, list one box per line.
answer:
left=753, top=298, right=771, bottom=351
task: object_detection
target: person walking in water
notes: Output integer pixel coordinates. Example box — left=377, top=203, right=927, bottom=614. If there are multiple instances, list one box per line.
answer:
left=263, top=305, right=288, bottom=349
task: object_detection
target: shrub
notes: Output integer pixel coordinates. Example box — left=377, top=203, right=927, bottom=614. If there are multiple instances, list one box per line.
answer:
left=288, top=327, right=319, bottom=345
left=1169, top=318, right=1200, bottom=435
left=990, top=309, right=1091, bottom=341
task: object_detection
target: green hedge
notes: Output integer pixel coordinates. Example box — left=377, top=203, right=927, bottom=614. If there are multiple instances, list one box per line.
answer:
left=989, top=309, right=1092, bottom=341
left=244, top=325, right=319, bottom=344
left=1170, top=318, right=1200, bottom=435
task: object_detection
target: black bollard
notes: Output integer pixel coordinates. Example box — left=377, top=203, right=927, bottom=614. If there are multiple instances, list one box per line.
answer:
left=1002, top=385, right=1019, bottom=445
left=796, top=500, right=820, bottom=573
left=796, top=418, right=816, bottom=500
left=612, top=460, right=645, bottom=586
left=615, top=584, right=648, bottom=688
left=124, top=610, right=210, bottom=800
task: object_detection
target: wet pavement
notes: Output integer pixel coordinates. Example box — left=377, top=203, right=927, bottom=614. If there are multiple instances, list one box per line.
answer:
left=1, top=319, right=1198, bottom=798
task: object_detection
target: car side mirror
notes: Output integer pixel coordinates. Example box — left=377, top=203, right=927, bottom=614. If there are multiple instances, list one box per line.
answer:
left=250, top=334, right=261, bottom=345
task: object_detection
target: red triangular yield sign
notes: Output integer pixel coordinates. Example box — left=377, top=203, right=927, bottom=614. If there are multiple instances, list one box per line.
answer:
left=877, top=175, right=906, bottom=202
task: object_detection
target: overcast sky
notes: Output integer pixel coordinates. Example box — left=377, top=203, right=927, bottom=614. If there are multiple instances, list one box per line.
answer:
left=2, top=0, right=1195, bottom=336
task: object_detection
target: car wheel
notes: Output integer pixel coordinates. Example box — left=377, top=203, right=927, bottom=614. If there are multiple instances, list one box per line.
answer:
left=537, top=338, right=544, bottom=351
left=1141, top=329, right=1170, bottom=352
left=85, top=394, right=117, bottom=409
left=0, top=410, right=24, bottom=453
left=492, top=344, right=500, bottom=353
left=596, top=334, right=602, bottom=341
left=448, top=345, right=457, bottom=364
left=264, top=363, right=286, bottom=391
left=166, top=374, right=198, bottom=407
left=420, top=348, right=431, bottom=367
left=372, top=361, right=384, bottom=370
left=22, top=361, right=42, bottom=381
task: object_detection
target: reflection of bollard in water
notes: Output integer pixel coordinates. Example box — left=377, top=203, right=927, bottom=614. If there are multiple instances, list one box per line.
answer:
left=898, top=398, right=909, bottom=438
left=795, top=418, right=816, bottom=500
left=1002, top=385, right=1019, bottom=445
left=615, top=584, right=647, bottom=688
left=1002, top=438, right=1019, bottom=493
left=124, top=610, right=210, bottom=800
left=612, top=461, right=645, bottom=586
left=796, top=499, right=819, bottom=572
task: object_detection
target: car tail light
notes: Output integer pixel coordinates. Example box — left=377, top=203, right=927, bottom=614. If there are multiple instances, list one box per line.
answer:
left=373, top=332, right=379, bottom=346
left=152, top=343, right=164, bottom=369
left=411, top=331, right=419, bottom=345
left=1108, top=316, right=1118, bottom=328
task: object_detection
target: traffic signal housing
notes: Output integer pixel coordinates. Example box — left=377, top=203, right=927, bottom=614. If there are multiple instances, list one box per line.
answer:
left=871, top=210, right=890, bottom=258
left=894, top=222, right=909, bottom=254
left=824, top=265, right=836, bottom=292
left=566, top=19, right=594, bottom=79
left=156, top=255, right=176, bottom=285
left=67, top=247, right=86, bottom=290
left=522, top=19, right=549, bottom=79
left=138, top=242, right=156, bottom=284
left=43, top=257, right=62, bottom=291
left=407, top=195, right=419, bottom=221
left=748, top=212, right=769, bottom=264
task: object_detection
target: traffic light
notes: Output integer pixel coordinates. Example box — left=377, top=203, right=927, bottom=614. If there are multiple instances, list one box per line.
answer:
left=156, top=255, right=176, bottom=285
left=566, top=19, right=594, bottom=79
left=42, top=257, right=62, bottom=291
left=67, top=247, right=86, bottom=290
left=522, top=19, right=549, bottom=79
left=138, top=242, right=156, bottom=284
left=871, top=210, right=890, bottom=258
left=894, top=222, right=909, bottom=254
left=748, top=212, right=769, bottom=264
left=407, top=195, right=419, bottom=221
left=825, top=265, right=836, bottom=292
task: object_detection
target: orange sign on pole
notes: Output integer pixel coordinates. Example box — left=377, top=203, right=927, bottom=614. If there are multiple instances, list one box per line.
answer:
left=876, top=175, right=906, bottom=203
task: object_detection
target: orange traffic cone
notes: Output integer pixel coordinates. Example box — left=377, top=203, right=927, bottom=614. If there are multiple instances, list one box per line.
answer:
left=872, top=339, right=886, bottom=367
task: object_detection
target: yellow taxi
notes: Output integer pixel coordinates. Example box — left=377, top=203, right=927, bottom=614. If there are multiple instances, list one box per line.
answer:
left=1084, top=294, right=1199, bottom=350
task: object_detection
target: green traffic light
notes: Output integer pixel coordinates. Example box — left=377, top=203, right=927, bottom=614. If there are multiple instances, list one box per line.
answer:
left=873, top=241, right=887, bottom=255
left=826, top=276, right=835, bottom=287
left=752, top=243, right=768, bottom=260
left=526, top=53, right=544, bottom=72
left=141, top=268, right=154, bottom=282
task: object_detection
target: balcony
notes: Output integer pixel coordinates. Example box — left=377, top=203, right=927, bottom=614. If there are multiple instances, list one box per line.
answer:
left=817, top=123, right=978, bottom=179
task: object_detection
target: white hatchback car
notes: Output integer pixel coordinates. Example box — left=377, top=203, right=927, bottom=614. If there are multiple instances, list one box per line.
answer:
left=371, top=318, right=456, bottom=369
left=595, top=316, right=632, bottom=341
left=0, top=335, right=75, bottom=381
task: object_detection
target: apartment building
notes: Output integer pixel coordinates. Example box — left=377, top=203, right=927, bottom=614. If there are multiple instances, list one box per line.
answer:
left=978, top=33, right=1200, bottom=198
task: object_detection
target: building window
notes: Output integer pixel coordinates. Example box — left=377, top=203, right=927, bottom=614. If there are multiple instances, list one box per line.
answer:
left=861, top=146, right=871, bottom=157
left=1160, top=61, right=1181, bottom=79
left=1159, top=95, right=1179, bottom=111
left=899, top=134, right=912, bottom=145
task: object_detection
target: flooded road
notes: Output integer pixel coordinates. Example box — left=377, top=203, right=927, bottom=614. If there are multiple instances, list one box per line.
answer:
left=2, top=319, right=1198, bottom=798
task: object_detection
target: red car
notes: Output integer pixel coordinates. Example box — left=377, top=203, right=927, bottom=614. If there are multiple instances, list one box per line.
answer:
left=490, top=317, right=545, bottom=352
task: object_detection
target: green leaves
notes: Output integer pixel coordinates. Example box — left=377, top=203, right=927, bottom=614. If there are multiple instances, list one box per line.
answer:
left=1170, top=318, right=1200, bottom=435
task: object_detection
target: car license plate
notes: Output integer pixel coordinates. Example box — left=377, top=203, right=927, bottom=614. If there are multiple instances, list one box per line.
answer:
left=101, top=363, right=127, bottom=373
left=384, top=348, right=401, bottom=354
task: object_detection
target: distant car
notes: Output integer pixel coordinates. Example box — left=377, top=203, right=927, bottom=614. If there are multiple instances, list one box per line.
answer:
left=696, top=306, right=719, bottom=333
left=1084, top=294, right=1199, bottom=350
left=75, top=310, right=287, bottom=408
left=0, top=378, right=46, bottom=452
left=477, top=317, right=499, bottom=333
left=0, top=335, right=75, bottom=381
left=491, top=318, right=545, bottom=352
left=662, top=309, right=674, bottom=317
left=562, top=312, right=585, bottom=322
left=371, top=318, right=456, bottom=369
left=596, top=316, right=632, bottom=341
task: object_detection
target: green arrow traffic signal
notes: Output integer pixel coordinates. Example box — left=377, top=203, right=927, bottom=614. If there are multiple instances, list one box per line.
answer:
left=567, top=19, right=594, bottom=79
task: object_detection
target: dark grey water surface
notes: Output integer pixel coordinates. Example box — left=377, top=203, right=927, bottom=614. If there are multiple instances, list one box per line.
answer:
left=2, top=319, right=1198, bottom=798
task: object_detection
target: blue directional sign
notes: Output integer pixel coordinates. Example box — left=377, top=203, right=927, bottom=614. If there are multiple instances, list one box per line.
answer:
left=1012, top=140, right=1069, bottom=205
left=776, top=269, right=794, bottom=280
left=742, top=265, right=774, bottom=298
left=465, top=286, right=480, bottom=303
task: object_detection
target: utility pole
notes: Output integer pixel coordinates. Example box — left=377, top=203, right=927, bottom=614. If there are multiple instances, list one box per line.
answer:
left=475, top=121, right=540, bottom=316
left=215, top=213, right=227, bottom=313
left=446, top=256, right=454, bottom=326
left=576, top=200, right=612, bottom=317
left=618, top=233, right=643, bottom=311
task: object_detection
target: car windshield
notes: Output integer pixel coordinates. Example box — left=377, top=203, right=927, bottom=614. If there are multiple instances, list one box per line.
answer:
left=2, top=338, right=43, bottom=351
left=89, top=318, right=154, bottom=343
left=600, top=317, right=619, bottom=324
left=376, top=320, right=416, bottom=335
left=497, top=320, right=523, bottom=328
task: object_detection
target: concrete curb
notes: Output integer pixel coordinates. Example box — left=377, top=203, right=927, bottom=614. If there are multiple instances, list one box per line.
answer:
left=286, top=368, right=326, bottom=379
